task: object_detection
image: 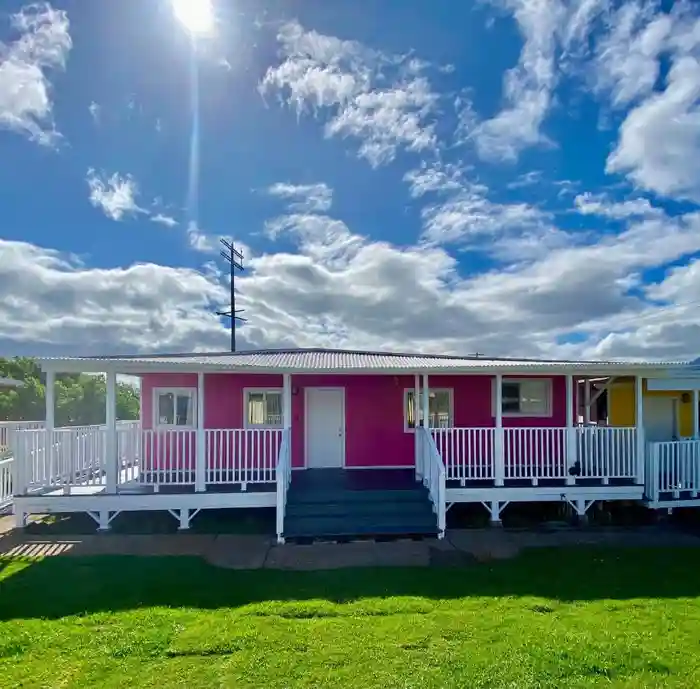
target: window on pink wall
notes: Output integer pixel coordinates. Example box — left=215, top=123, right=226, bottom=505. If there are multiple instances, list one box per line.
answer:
left=404, top=389, right=453, bottom=431
left=493, top=378, right=552, bottom=417
left=154, top=388, right=196, bottom=428
left=244, top=389, right=283, bottom=428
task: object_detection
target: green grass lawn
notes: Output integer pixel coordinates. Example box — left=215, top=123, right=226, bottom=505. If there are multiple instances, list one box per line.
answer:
left=2, top=548, right=700, bottom=688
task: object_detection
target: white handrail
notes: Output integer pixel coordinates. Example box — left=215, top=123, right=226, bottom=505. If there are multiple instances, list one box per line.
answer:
left=417, top=426, right=446, bottom=538
left=647, top=439, right=700, bottom=497
left=275, top=429, right=291, bottom=543
left=0, top=457, right=13, bottom=509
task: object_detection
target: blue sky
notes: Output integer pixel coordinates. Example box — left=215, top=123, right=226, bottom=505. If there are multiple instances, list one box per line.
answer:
left=2, top=0, right=700, bottom=360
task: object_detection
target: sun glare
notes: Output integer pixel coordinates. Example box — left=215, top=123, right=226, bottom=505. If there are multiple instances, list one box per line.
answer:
left=172, top=0, right=214, bottom=35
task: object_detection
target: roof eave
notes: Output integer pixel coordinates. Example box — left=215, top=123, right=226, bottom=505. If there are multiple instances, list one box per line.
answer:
left=36, top=358, right=684, bottom=377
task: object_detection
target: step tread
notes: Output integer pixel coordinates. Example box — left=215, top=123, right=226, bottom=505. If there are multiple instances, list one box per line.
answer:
left=287, top=489, right=429, bottom=504
left=285, top=514, right=438, bottom=532
left=285, top=502, right=435, bottom=518
left=284, top=522, right=439, bottom=538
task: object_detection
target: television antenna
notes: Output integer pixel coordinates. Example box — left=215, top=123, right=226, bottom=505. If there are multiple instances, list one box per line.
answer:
left=215, top=238, right=246, bottom=352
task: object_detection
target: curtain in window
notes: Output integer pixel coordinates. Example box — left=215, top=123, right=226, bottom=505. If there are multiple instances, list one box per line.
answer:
left=406, top=390, right=452, bottom=428
left=247, top=391, right=283, bottom=427
left=157, top=392, right=194, bottom=426
left=158, top=393, right=175, bottom=425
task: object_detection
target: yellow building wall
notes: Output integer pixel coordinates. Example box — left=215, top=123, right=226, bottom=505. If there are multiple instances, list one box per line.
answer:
left=608, top=379, right=694, bottom=437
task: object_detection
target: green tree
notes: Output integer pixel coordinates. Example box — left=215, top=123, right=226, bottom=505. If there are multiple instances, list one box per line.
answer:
left=0, top=358, right=140, bottom=425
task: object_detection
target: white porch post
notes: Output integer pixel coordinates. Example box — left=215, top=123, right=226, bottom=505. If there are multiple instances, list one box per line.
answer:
left=283, top=374, right=292, bottom=430
left=494, top=373, right=504, bottom=486
left=195, top=372, right=206, bottom=492
left=583, top=379, right=591, bottom=424
left=414, top=374, right=421, bottom=479
left=635, top=376, right=645, bottom=485
left=421, top=374, right=430, bottom=430
left=45, top=370, right=56, bottom=492
left=105, top=370, right=117, bottom=494
left=693, top=389, right=699, bottom=439
left=566, top=374, right=576, bottom=485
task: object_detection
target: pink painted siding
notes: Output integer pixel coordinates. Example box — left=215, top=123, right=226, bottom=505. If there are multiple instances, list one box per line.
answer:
left=140, top=372, right=574, bottom=471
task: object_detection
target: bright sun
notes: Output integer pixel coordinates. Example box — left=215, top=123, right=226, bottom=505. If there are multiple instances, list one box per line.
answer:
left=172, top=0, right=214, bottom=35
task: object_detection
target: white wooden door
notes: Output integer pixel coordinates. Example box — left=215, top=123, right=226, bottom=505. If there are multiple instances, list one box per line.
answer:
left=305, top=388, right=345, bottom=468
left=644, top=397, right=678, bottom=442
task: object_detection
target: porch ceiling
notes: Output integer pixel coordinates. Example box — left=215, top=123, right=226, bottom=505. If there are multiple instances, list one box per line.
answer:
left=36, top=347, right=692, bottom=377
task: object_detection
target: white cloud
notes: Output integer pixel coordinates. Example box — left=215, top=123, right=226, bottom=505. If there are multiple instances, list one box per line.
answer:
left=325, top=77, right=438, bottom=167
left=88, top=101, right=100, bottom=122
left=0, top=2, right=72, bottom=145
left=573, top=192, right=663, bottom=219
left=86, top=169, right=144, bottom=221
left=0, top=239, right=228, bottom=355
left=268, top=182, right=333, bottom=213
left=260, top=20, right=439, bottom=166
left=593, top=2, right=671, bottom=107
left=607, top=54, right=700, bottom=203
left=404, top=162, right=554, bottom=252
left=472, top=0, right=565, bottom=162
left=151, top=213, right=178, bottom=228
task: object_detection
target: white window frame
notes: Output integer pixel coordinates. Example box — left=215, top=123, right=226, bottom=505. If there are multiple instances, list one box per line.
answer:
left=244, top=388, right=284, bottom=429
left=492, top=377, right=553, bottom=418
left=403, top=388, right=454, bottom=432
left=153, top=387, right=197, bottom=429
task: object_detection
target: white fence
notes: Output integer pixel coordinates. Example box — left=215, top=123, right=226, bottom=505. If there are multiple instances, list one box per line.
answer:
left=276, top=429, right=291, bottom=543
left=433, top=428, right=494, bottom=482
left=646, top=440, right=700, bottom=502
left=504, top=427, right=568, bottom=481
left=0, top=421, right=45, bottom=451
left=0, top=457, right=12, bottom=509
left=205, top=429, right=282, bottom=485
left=417, top=426, right=446, bottom=537
left=575, top=427, right=637, bottom=480
left=9, top=424, right=283, bottom=496
left=433, top=426, right=638, bottom=484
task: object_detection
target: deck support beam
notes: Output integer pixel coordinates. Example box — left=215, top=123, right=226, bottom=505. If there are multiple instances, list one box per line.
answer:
left=87, top=509, right=119, bottom=531
left=168, top=507, right=201, bottom=530
left=483, top=499, right=509, bottom=525
left=105, top=371, right=117, bottom=494
left=195, top=372, right=206, bottom=492
left=693, top=389, right=699, bottom=439
left=494, top=374, right=504, bottom=486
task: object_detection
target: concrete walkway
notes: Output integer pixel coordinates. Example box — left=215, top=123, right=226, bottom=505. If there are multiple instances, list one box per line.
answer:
left=1, top=525, right=699, bottom=570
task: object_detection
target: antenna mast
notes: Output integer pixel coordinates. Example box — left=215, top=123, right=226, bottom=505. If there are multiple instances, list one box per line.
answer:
left=216, top=238, right=246, bottom=352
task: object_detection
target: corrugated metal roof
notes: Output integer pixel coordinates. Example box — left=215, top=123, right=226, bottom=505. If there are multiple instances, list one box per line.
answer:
left=36, top=348, right=693, bottom=373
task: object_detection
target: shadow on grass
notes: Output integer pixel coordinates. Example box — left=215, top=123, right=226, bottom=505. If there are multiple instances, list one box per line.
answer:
left=1, top=547, right=700, bottom=620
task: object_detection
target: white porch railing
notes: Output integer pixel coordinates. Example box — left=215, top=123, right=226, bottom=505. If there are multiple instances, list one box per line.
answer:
left=575, top=427, right=637, bottom=480
left=10, top=424, right=284, bottom=495
left=504, top=428, right=567, bottom=481
left=646, top=440, right=700, bottom=501
left=140, top=429, right=196, bottom=486
left=433, top=427, right=494, bottom=482
left=0, top=420, right=45, bottom=451
left=0, top=457, right=13, bottom=509
left=276, top=429, right=291, bottom=543
left=417, top=426, right=446, bottom=537
left=205, top=429, right=281, bottom=486
left=432, top=426, right=639, bottom=484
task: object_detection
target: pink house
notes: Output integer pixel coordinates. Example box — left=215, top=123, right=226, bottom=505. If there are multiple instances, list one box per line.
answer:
left=11, top=348, right=685, bottom=540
